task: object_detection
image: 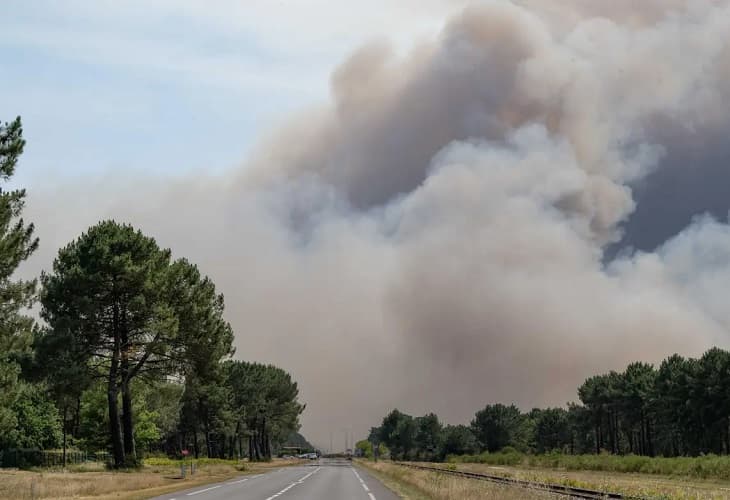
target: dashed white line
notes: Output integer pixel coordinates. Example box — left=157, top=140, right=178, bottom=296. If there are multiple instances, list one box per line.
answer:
left=185, top=471, right=265, bottom=495
left=186, top=484, right=222, bottom=496
left=368, top=493, right=376, bottom=500
left=264, top=467, right=321, bottom=500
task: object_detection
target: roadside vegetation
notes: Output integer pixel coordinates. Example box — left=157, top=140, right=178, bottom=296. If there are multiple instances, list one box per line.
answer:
left=448, top=451, right=730, bottom=480
left=357, top=460, right=559, bottom=500
left=0, top=117, right=307, bottom=471
left=0, top=458, right=302, bottom=500
left=449, top=462, right=730, bottom=500
left=361, top=347, right=730, bottom=488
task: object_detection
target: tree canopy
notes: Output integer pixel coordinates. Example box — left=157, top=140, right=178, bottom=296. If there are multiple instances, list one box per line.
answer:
left=0, top=117, right=309, bottom=469
left=0, top=116, right=39, bottom=449
left=369, top=347, right=730, bottom=461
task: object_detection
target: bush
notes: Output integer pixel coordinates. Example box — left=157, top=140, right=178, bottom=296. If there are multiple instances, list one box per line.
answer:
left=447, top=448, right=522, bottom=466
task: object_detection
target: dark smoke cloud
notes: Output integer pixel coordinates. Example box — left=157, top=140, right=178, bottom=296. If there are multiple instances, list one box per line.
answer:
left=22, top=0, right=730, bottom=447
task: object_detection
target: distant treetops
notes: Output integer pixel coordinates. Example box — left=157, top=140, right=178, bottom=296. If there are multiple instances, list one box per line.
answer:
left=369, top=348, right=730, bottom=460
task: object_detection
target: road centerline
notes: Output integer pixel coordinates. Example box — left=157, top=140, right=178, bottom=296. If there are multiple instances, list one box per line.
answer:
left=186, top=484, right=222, bottom=496
left=264, top=466, right=321, bottom=500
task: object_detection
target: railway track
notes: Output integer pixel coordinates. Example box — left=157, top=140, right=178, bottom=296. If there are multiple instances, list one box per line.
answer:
left=393, top=462, right=646, bottom=499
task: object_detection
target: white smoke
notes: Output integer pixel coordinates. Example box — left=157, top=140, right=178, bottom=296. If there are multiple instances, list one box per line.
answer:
left=23, top=0, right=730, bottom=447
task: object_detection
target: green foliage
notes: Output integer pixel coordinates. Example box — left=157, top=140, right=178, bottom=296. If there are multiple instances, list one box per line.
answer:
left=414, top=413, right=442, bottom=460
left=470, top=403, right=527, bottom=453
left=0, top=116, right=38, bottom=451
left=77, top=382, right=110, bottom=452
left=39, top=222, right=239, bottom=468
left=378, top=409, right=418, bottom=460
left=41, top=221, right=176, bottom=467
left=281, top=432, right=315, bottom=453
left=532, top=408, right=571, bottom=453
left=356, top=439, right=373, bottom=458
left=448, top=448, right=523, bottom=466
left=224, top=360, right=305, bottom=461
left=370, top=347, right=730, bottom=464
left=142, top=381, right=183, bottom=444
left=166, top=258, right=234, bottom=376
left=451, top=451, right=730, bottom=480
left=0, top=383, right=61, bottom=450
left=0, top=121, right=301, bottom=469
left=439, top=425, right=478, bottom=459
left=133, top=408, right=161, bottom=453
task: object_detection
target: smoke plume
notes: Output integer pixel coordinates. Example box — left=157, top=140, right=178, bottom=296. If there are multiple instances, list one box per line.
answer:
left=23, top=0, right=730, bottom=447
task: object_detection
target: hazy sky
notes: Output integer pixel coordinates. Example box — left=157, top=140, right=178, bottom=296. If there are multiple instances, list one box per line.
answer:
left=1, top=1, right=452, bottom=182
left=5, top=1, right=730, bottom=451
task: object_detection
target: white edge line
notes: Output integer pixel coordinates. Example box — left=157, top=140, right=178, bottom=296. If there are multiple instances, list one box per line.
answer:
left=186, top=484, right=222, bottom=496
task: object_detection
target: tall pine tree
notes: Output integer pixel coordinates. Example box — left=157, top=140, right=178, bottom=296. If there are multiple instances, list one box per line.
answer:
left=41, top=221, right=174, bottom=467
left=0, top=117, right=39, bottom=441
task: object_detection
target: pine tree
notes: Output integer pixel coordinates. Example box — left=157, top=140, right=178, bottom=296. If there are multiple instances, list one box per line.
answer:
left=0, top=116, right=39, bottom=440
left=41, top=221, right=174, bottom=467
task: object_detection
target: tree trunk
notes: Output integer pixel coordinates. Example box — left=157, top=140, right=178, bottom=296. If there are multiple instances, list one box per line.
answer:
left=203, top=410, right=212, bottom=458
left=121, top=380, right=136, bottom=462
left=62, top=404, right=68, bottom=468
left=646, top=419, right=654, bottom=457
left=260, top=416, right=269, bottom=460
left=120, top=308, right=136, bottom=464
left=570, top=431, right=575, bottom=455
left=108, top=350, right=124, bottom=467
left=74, top=396, right=81, bottom=438
left=607, top=410, right=615, bottom=454
left=233, top=422, right=240, bottom=459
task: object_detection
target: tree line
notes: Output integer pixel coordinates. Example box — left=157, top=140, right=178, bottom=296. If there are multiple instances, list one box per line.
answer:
left=0, top=117, right=305, bottom=468
left=368, top=349, right=730, bottom=460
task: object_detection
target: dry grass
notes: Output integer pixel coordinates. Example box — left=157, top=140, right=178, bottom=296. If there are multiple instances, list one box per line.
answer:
left=357, top=460, right=561, bottom=499
left=451, top=462, right=730, bottom=500
left=0, top=458, right=305, bottom=500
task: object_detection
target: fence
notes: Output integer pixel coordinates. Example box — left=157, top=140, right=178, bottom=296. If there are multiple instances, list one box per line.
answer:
left=0, top=449, right=111, bottom=468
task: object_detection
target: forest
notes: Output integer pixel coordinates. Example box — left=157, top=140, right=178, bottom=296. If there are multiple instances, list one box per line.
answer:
left=368, top=348, right=730, bottom=461
left=0, top=117, right=305, bottom=469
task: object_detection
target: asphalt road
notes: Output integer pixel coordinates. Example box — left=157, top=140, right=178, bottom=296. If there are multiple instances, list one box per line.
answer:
left=150, top=459, right=399, bottom=500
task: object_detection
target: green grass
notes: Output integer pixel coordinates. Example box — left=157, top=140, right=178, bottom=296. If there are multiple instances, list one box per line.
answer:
left=447, top=451, right=730, bottom=480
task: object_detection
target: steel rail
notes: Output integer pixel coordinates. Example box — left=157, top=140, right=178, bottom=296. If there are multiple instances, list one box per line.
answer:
left=393, top=462, right=646, bottom=499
